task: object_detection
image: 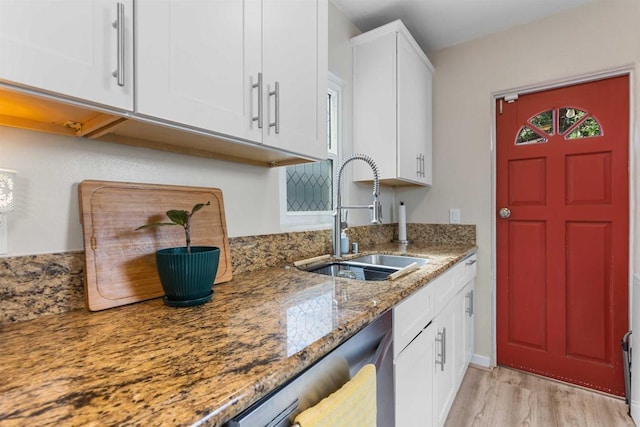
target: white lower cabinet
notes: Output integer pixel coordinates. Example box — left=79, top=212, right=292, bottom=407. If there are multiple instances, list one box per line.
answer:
left=461, top=280, right=476, bottom=379
left=393, top=255, right=477, bottom=427
left=433, top=299, right=457, bottom=427
left=394, top=325, right=435, bottom=426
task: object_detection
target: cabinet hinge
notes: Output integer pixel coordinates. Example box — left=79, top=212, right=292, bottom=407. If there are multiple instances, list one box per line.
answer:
left=63, top=121, right=82, bottom=132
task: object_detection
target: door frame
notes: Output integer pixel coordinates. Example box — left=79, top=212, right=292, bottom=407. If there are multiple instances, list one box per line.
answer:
left=490, top=66, right=636, bottom=374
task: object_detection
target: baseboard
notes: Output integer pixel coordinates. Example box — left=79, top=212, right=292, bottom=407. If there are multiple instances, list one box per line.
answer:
left=630, top=400, right=639, bottom=422
left=470, top=353, right=491, bottom=368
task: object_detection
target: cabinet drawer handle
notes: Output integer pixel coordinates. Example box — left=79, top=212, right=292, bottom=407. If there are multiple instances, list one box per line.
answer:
left=465, top=259, right=477, bottom=266
left=251, top=73, right=263, bottom=129
left=111, top=2, right=125, bottom=87
left=269, top=81, right=280, bottom=134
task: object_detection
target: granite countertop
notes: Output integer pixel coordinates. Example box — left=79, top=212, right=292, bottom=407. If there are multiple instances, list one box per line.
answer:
left=0, top=243, right=476, bottom=426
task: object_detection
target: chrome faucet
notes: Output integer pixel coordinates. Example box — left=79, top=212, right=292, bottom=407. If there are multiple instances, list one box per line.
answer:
left=333, top=153, right=382, bottom=258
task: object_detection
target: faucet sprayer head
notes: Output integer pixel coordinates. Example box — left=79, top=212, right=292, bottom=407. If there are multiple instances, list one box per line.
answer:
left=371, top=198, right=383, bottom=224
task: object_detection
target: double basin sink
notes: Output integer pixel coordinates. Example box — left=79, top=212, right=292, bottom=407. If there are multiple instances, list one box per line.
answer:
left=300, top=254, right=429, bottom=281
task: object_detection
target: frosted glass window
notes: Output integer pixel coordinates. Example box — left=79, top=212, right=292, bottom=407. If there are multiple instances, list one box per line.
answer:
left=284, top=91, right=336, bottom=214
left=286, top=160, right=333, bottom=211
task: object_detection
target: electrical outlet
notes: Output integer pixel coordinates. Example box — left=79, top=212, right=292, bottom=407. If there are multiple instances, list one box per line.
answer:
left=449, top=208, right=461, bottom=224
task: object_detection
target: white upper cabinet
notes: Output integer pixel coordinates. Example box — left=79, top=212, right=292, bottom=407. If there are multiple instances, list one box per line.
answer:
left=261, top=0, right=327, bottom=157
left=136, top=0, right=327, bottom=159
left=352, top=20, right=433, bottom=186
left=136, top=0, right=262, bottom=143
left=0, top=0, right=134, bottom=111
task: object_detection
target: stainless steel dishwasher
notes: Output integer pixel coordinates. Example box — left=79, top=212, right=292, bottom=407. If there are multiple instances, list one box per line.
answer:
left=223, top=310, right=394, bottom=427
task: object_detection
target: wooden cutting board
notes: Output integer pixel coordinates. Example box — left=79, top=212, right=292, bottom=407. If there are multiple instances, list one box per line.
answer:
left=78, top=180, right=232, bottom=311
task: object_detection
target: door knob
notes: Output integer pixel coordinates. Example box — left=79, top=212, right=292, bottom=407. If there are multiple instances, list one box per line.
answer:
left=499, top=207, right=511, bottom=219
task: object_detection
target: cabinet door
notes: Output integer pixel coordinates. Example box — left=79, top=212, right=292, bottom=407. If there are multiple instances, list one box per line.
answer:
left=262, top=0, right=327, bottom=158
left=352, top=30, right=397, bottom=182
left=395, top=325, right=435, bottom=427
left=463, top=281, right=475, bottom=368
left=136, top=0, right=262, bottom=142
left=0, top=0, right=133, bottom=110
left=454, top=285, right=468, bottom=386
left=433, top=303, right=456, bottom=427
left=397, top=31, right=433, bottom=185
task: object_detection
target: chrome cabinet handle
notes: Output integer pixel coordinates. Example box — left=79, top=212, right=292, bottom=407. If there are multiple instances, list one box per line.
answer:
left=442, top=327, right=447, bottom=366
left=499, top=207, right=511, bottom=219
left=251, top=73, right=263, bottom=129
left=465, top=259, right=477, bottom=266
left=435, top=327, right=446, bottom=371
left=269, top=81, right=280, bottom=134
left=111, top=2, right=125, bottom=87
left=416, top=154, right=425, bottom=178
left=466, top=290, right=474, bottom=316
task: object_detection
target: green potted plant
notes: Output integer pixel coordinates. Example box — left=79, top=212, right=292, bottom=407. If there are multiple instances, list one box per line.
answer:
left=136, top=201, right=220, bottom=307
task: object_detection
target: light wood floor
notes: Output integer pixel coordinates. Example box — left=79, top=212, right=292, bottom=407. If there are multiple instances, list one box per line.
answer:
left=445, top=366, right=635, bottom=427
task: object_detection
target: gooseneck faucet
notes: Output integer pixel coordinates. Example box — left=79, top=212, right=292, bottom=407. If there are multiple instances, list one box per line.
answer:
left=333, top=153, right=382, bottom=258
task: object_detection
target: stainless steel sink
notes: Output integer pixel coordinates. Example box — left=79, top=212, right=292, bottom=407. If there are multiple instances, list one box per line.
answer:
left=348, top=254, right=429, bottom=268
left=300, top=254, right=429, bottom=281
left=303, top=262, right=397, bottom=281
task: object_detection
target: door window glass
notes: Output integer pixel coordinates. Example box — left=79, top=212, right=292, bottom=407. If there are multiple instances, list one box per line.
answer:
left=566, top=117, right=602, bottom=139
left=529, top=110, right=554, bottom=135
left=559, top=108, right=586, bottom=134
left=516, top=126, right=548, bottom=145
left=515, top=107, right=603, bottom=145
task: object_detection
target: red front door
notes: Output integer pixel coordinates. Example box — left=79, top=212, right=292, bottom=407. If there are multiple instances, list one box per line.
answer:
left=496, top=75, right=629, bottom=396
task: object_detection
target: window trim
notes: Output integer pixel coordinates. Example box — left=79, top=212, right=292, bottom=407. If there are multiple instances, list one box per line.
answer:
left=278, top=73, right=345, bottom=229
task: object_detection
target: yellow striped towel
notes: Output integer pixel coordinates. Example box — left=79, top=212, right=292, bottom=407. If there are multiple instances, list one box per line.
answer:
left=293, top=363, right=377, bottom=427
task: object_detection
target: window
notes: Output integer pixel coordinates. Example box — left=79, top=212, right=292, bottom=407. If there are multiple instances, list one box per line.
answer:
left=515, top=106, right=602, bottom=145
left=279, top=74, right=343, bottom=228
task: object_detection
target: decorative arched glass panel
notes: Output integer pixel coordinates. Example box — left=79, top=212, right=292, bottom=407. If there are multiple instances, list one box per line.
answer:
left=516, top=126, right=548, bottom=145
left=566, top=117, right=602, bottom=139
left=529, top=110, right=554, bottom=135
left=515, top=106, right=603, bottom=146
left=559, top=108, right=586, bottom=134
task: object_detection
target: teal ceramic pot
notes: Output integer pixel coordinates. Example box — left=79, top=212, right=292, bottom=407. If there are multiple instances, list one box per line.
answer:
left=155, top=246, right=220, bottom=306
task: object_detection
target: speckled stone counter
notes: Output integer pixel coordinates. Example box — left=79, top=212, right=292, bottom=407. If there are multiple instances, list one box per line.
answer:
left=0, top=242, right=475, bottom=427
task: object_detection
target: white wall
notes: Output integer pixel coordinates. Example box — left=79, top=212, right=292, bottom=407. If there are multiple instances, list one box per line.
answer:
left=396, top=0, right=640, bottom=403
left=0, top=3, right=391, bottom=256
left=0, top=129, right=281, bottom=254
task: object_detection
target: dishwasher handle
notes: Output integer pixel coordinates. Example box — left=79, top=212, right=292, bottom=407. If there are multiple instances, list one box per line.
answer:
left=372, top=329, right=393, bottom=372
left=266, top=399, right=298, bottom=427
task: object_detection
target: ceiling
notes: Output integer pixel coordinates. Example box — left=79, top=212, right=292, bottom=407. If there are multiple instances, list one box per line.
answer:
left=331, top=0, right=599, bottom=54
